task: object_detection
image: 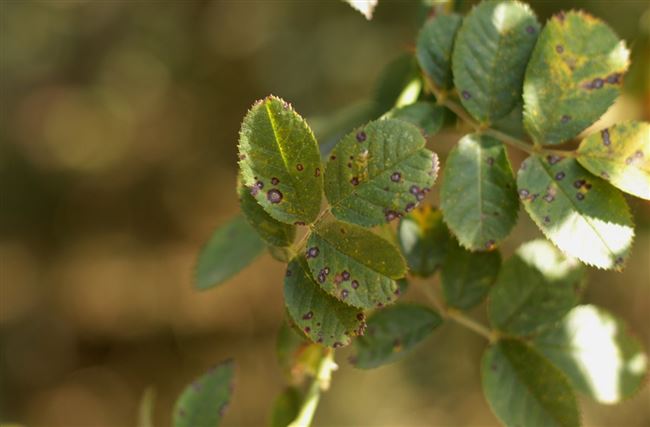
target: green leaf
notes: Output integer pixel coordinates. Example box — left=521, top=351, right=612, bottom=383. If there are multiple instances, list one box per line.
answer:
left=452, top=0, right=540, bottom=123
left=523, top=11, right=630, bottom=145
left=195, top=215, right=265, bottom=290
left=270, top=387, right=303, bottom=427
left=535, top=305, right=648, bottom=404
left=577, top=121, right=650, bottom=200
left=324, top=119, right=438, bottom=227
left=488, top=239, right=584, bottom=336
left=397, top=205, right=450, bottom=277
left=173, top=359, right=235, bottom=427
left=482, top=340, right=580, bottom=427
left=493, top=101, right=527, bottom=140
left=306, top=220, right=406, bottom=309
left=416, top=13, right=463, bottom=90
left=352, top=304, right=442, bottom=369
left=441, top=241, right=500, bottom=310
left=284, top=258, right=366, bottom=348
left=238, top=180, right=295, bottom=247
left=238, top=96, right=323, bottom=225
left=385, top=102, right=445, bottom=136
left=440, top=133, right=519, bottom=251
left=517, top=155, right=634, bottom=270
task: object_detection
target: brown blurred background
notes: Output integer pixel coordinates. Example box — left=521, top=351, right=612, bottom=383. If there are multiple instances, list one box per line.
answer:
left=1, top=1, right=649, bottom=426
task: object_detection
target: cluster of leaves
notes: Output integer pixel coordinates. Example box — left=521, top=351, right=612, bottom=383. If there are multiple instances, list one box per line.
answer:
left=188, top=1, right=649, bottom=426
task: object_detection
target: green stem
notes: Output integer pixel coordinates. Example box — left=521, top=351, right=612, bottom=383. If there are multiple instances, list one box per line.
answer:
left=288, top=351, right=338, bottom=427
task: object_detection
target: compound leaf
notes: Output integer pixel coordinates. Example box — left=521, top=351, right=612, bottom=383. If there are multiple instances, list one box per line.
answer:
left=398, top=205, right=450, bottom=277
left=238, top=96, right=323, bottom=225
left=238, top=180, right=295, bottom=247
left=306, top=220, right=406, bottom=309
left=173, top=359, right=235, bottom=427
left=440, top=133, right=519, bottom=251
left=577, top=121, right=650, bottom=200
left=517, top=155, right=634, bottom=270
left=416, top=13, right=463, bottom=90
left=385, top=102, right=445, bottom=136
left=441, top=241, right=500, bottom=310
left=284, top=258, right=366, bottom=348
left=482, top=340, right=580, bottom=427
left=535, top=305, right=648, bottom=404
left=195, top=215, right=265, bottom=290
left=352, top=304, right=442, bottom=369
left=324, top=119, right=438, bottom=227
left=523, top=11, right=630, bottom=145
left=452, top=0, right=540, bottom=123
left=488, top=239, right=585, bottom=336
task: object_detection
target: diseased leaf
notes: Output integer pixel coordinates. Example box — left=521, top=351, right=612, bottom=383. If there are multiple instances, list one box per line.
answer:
left=482, top=340, right=580, bottom=427
left=385, top=102, right=445, bottom=136
left=173, top=359, right=235, bottom=427
left=517, top=155, right=634, bottom=270
left=535, top=305, right=648, bottom=404
left=238, top=96, right=323, bottom=225
left=416, top=13, right=463, bottom=90
left=398, top=205, right=450, bottom=277
left=284, top=258, right=366, bottom=348
left=440, top=133, right=519, bottom=251
left=306, top=220, right=407, bottom=309
left=324, top=119, right=438, bottom=227
left=523, top=11, right=630, bottom=145
left=441, top=241, right=500, bottom=310
left=195, top=215, right=265, bottom=290
left=488, top=239, right=585, bottom=336
left=577, top=121, right=650, bottom=200
left=238, top=180, right=295, bottom=247
left=352, top=304, right=442, bottom=369
left=270, top=387, right=303, bottom=427
left=452, top=0, right=540, bottom=123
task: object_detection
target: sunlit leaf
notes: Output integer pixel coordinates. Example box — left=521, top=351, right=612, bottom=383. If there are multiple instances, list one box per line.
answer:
left=195, top=215, right=265, bottom=290
left=284, top=258, right=366, bottom=348
left=440, top=133, right=519, bottom=251
left=398, top=205, right=450, bottom=277
left=523, top=11, right=630, bottom=145
left=173, top=359, right=235, bottom=427
left=517, top=155, right=634, bottom=270
left=270, top=387, right=303, bottom=427
left=306, top=220, right=406, bottom=309
left=343, top=0, right=378, bottom=20
left=482, top=340, right=580, bottom=427
left=577, top=121, right=650, bottom=200
left=441, top=241, right=500, bottom=310
left=324, top=119, right=438, bottom=227
left=452, top=0, right=540, bottom=123
left=352, top=304, right=442, bottom=369
left=535, top=305, right=648, bottom=404
left=488, top=239, right=584, bottom=336
left=416, top=13, right=463, bottom=90
left=239, top=180, right=295, bottom=247
left=385, top=102, right=445, bottom=136
left=238, top=96, right=323, bottom=225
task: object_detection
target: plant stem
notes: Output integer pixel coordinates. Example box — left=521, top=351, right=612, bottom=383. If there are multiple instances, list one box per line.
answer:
left=288, top=350, right=338, bottom=427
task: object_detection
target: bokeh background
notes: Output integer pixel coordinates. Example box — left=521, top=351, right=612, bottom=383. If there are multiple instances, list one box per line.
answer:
left=1, top=1, right=649, bottom=426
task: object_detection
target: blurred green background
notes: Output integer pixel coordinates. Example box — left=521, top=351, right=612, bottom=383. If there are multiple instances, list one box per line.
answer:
left=1, top=1, right=648, bottom=426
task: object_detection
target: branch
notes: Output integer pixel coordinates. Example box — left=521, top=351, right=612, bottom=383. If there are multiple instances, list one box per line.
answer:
left=288, top=350, right=338, bottom=427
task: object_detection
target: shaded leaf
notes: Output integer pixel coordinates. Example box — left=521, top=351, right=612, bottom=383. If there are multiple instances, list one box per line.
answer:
left=284, top=258, right=366, bottom=348
left=373, top=54, right=420, bottom=115
left=517, top=155, right=634, bottom=270
left=173, top=359, right=235, bottom=427
left=577, top=121, right=650, bottom=200
left=306, top=220, right=406, bottom=309
left=523, top=11, right=630, bottom=145
left=239, top=180, right=295, bottom=247
left=535, top=305, right=648, bottom=404
left=324, top=119, right=438, bottom=227
left=440, top=133, right=519, bottom=251
left=352, top=304, right=442, bottom=369
left=238, top=96, right=323, bottom=225
left=270, top=387, right=303, bottom=427
left=195, top=215, right=265, bottom=290
left=441, top=241, right=500, bottom=310
left=385, top=102, right=445, bottom=136
left=452, top=0, right=540, bottom=123
left=492, top=101, right=527, bottom=140
left=488, top=239, right=584, bottom=336
left=482, top=339, right=580, bottom=427
left=398, top=205, right=450, bottom=277
left=416, top=13, right=463, bottom=90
